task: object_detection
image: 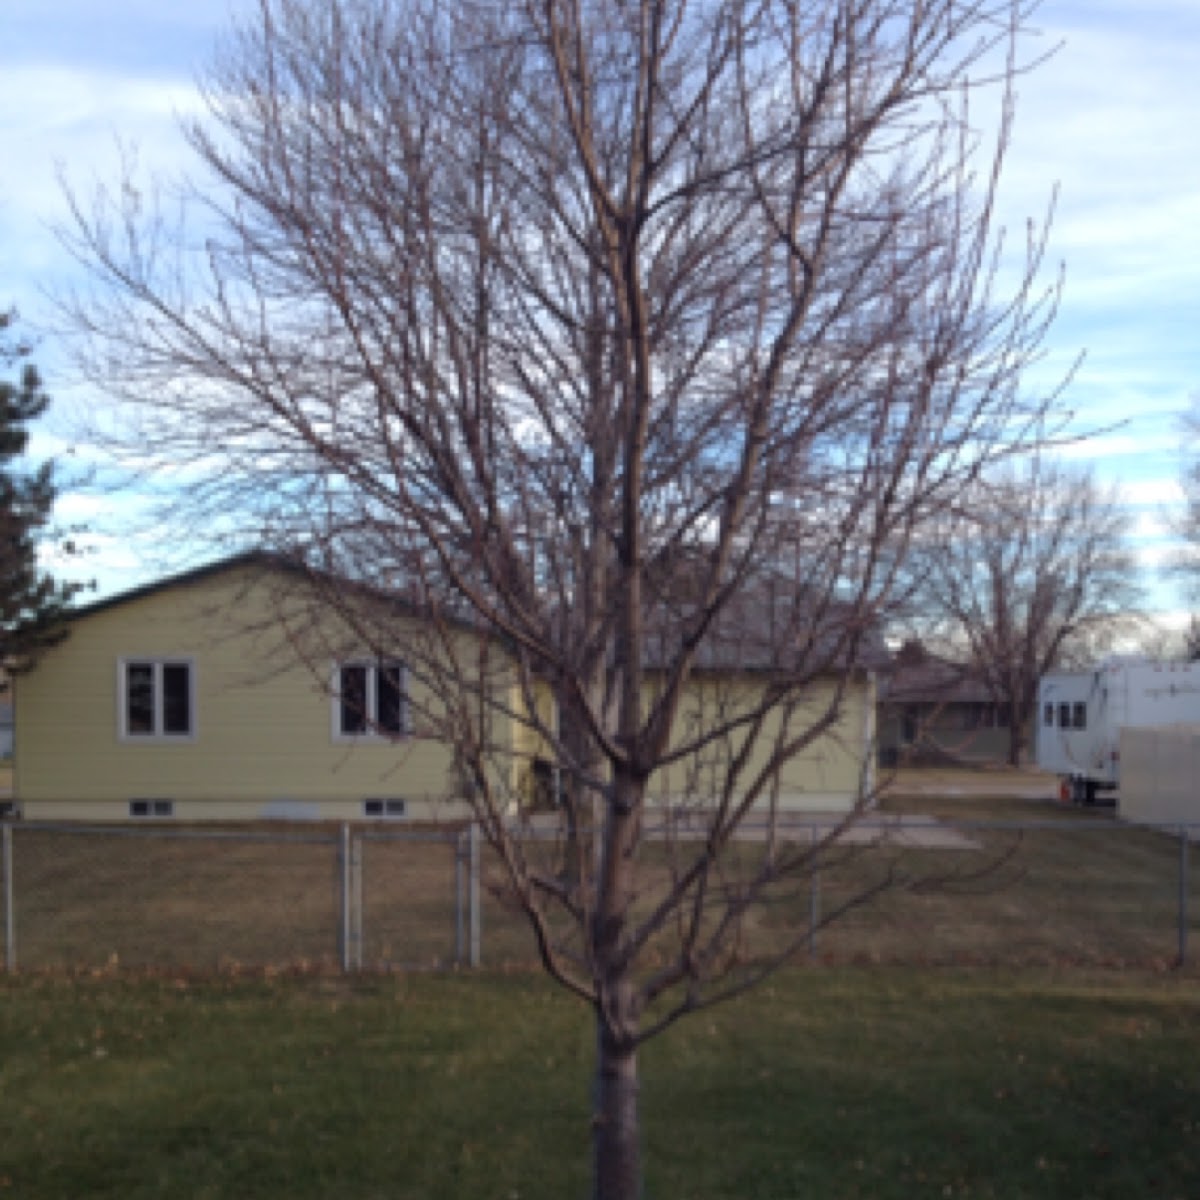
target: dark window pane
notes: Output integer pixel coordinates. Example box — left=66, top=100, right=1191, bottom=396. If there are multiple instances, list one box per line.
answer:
left=365, top=797, right=406, bottom=817
left=1073, top=702, right=1086, bottom=730
left=377, top=662, right=405, bottom=734
left=1044, top=703, right=1054, bottom=727
left=130, top=800, right=150, bottom=817
left=340, top=664, right=368, bottom=734
left=1059, top=703, right=1071, bottom=729
left=162, top=664, right=192, bottom=735
left=126, top=663, right=155, bottom=735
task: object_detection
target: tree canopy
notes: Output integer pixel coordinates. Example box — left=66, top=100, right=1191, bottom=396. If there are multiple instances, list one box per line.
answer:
left=58, top=0, right=1067, bottom=1194
left=0, top=311, right=80, bottom=677
left=905, top=459, right=1139, bottom=764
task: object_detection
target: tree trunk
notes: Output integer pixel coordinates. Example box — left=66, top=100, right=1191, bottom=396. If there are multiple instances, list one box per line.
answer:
left=1007, top=719, right=1023, bottom=767
left=592, top=1005, right=640, bottom=1200
left=591, top=772, right=642, bottom=1198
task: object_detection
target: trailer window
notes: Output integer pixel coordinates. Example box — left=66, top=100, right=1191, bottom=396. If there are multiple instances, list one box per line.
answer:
left=1058, top=702, right=1071, bottom=728
left=1073, top=702, right=1086, bottom=730
left=1043, top=703, right=1054, bottom=727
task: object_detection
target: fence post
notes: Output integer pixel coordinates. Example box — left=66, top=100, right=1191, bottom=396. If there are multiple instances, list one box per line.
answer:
left=808, top=825, right=820, bottom=960
left=352, top=833, right=363, bottom=972
left=1179, top=828, right=1190, bottom=968
left=2, top=824, right=12, bottom=973
left=455, top=830, right=466, bottom=966
left=339, top=822, right=351, bottom=974
left=469, top=821, right=481, bottom=968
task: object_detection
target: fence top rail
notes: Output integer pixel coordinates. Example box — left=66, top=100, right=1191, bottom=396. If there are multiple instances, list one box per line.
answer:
left=924, top=818, right=1200, bottom=834
left=2, top=821, right=340, bottom=845
left=493, top=815, right=1200, bottom=839
left=4, top=816, right=1199, bottom=843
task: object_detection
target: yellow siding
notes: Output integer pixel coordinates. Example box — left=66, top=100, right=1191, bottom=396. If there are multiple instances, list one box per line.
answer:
left=14, top=566, right=497, bottom=819
left=19, top=797, right=476, bottom=823
left=647, top=672, right=874, bottom=812
left=509, top=677, right=557, bottom=803
left=14, top=560, right=875, bottom=820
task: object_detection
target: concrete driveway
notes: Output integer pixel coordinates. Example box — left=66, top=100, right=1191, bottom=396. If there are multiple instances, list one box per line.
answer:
left=515, top=808, right=982, bottom=850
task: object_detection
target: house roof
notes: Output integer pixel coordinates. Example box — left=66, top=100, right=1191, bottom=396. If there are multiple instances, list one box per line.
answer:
left=64, top=549, right=287, bottom=622
left=65, top=549, right=886, bottom=679
left=877, top=640, right=993, bottom=704
left=641, top=568, right=890, bottom=676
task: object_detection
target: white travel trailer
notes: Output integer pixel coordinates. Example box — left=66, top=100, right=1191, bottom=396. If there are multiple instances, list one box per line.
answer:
left=1037, top=659, right=1200, bottom=803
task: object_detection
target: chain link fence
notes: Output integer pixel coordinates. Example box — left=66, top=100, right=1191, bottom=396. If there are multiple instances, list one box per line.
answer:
left=0, top=822, right=480, bottom=974
left=1, top=817, right=1196, bottom=974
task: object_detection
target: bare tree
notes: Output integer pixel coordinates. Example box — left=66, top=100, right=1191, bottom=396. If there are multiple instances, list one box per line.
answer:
left=908, top=459, right=1139, bottom=765
left=1171, top=393, right=1200, bottom=621
left=1126, top=617, right=1196, bottom=664
left=56, top=0, right=1065, bottom=1193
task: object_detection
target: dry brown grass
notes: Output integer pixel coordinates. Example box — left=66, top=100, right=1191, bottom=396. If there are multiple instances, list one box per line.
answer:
left=4, top=797, right=1196, bottom=974
left=467, top=807, right=1200, bottom=972
left=7, top=824, right=465, bottom=971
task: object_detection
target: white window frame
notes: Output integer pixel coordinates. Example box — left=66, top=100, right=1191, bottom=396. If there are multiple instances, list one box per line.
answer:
left=331, top=659, right=410, bottom=742
left=117, top=658, right=197, bottom=742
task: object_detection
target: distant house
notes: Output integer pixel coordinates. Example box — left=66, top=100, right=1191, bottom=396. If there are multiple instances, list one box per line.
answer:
left=13, top=553, right=880, bottom=821
left=876, top=640, right=1014, bottom=767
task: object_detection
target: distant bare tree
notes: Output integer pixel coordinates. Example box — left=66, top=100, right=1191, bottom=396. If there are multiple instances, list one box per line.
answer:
left=1129, top=617, right=1195, bottom=664
left=910, top=460, right=1139, bottom=765
left=57, top=0, right=1064, bottom=1194
left=1172, top=392, right=1200, bottom=622
left=1185, top=617, right=1200, bottom=662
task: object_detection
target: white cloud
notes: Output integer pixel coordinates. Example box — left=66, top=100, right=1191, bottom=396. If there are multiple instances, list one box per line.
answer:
left=50, top=493, right=113, bottom=523
left=4, top=0, right=1200, bottom=603
left=1132, top=513, right=1171, bottom=543
left=1122, top=479, right=1186, bottom=508
left=1051, top=433, right=1182, bottom=463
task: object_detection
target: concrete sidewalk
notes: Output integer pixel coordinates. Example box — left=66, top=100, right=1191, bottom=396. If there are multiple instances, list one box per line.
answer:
left=582, top=810, right=983, bottom=850
left=702, top=812, right=979, bottom=850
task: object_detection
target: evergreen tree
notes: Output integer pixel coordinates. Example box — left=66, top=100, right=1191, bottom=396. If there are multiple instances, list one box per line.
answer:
left=0, top=312, right=80, bottom=678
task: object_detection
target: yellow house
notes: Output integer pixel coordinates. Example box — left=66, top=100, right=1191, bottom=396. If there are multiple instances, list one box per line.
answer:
left=646, top=672, right=876, bottom=814
left=13, top=553, right=516, bottom=822
left=13, top=553, right=877, bottom=821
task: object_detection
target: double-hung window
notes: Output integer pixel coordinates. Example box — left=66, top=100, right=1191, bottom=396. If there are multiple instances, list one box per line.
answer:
left=334, top=660, right=409, bottom=739
left=119, top=659, right=195, bottom=740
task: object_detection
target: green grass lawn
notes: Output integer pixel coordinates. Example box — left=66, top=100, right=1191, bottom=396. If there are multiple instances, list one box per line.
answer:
left=1, top=967, right=1197, bottom=1198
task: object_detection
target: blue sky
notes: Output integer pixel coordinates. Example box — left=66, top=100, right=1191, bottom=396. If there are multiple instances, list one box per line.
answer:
left=2, top=0, right=1198, bottom=628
